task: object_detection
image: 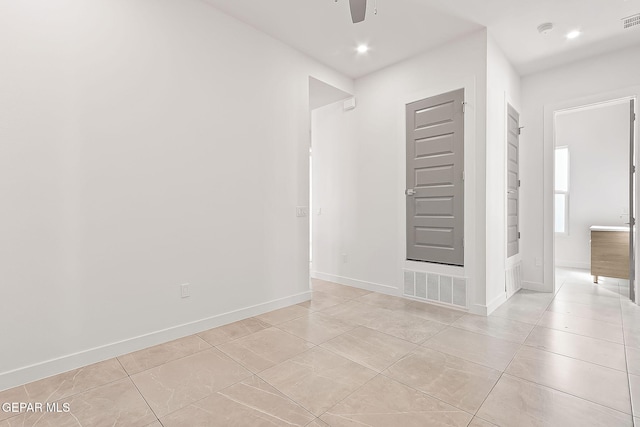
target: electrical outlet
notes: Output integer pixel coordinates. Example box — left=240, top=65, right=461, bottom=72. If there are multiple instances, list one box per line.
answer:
left=180, top=283, right=190, bottom=298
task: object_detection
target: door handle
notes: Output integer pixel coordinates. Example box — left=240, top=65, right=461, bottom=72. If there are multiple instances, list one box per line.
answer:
left=405, top=189, right=416, bottom=196
left=507, top=190, right=516, bottom=194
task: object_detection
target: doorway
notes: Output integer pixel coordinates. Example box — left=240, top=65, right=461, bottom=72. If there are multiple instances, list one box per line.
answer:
left=552, top=97, right=637, bottom=301
left=308, top=77, right=353, bottom=280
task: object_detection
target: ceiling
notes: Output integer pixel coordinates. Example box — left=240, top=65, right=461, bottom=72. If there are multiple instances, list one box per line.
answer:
left=202, top=0, right=640, bottom=78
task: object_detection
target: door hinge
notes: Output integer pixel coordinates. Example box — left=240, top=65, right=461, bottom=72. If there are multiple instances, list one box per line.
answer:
left=518, top=126, right=524, bottom=135
left=462, top=171, right=465, bottom=181
left=518, top=179, right=521, bottom=187
left=462, top=238, right=465, bottom=248
left=462, top=101, right=467, bottom=113
left=634, top=166, right=636, bottom=174
left=518, top=231, right=521, bottom=239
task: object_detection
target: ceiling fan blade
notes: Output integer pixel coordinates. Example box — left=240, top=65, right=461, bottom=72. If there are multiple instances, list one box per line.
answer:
left=349, top=0, right=367, bottom=23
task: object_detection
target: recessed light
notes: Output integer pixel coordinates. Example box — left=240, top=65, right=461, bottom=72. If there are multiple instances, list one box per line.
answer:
left=357, top=44, right=369, bottom=54
left=566, top=30, right=581, bottom=39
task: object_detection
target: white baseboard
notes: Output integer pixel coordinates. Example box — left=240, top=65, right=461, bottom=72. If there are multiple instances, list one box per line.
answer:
left=522, top=281, right=548, bottom=292
left=556, top=260, right=590, bottom=270
left=0, top=291, right=311, bottom=392
left=468, top=304, right=487, bottom=316
left=469, top=292, right=507, bottom=316
left=311, top=271, right=400, bottom=296
left=487, top=292, right=508, bottom=315
left=408, top=299, right=468, bottom=315
left=507, top=284, right=522, bottom=299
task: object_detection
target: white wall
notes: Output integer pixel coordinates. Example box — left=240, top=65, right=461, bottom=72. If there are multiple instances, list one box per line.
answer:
left=485, top=35, right=522, bottom=310
left=312, top=30, right=489, bottom=313
left=521, top=45, right=640, bottom=291
left=0, top=0, right=352, bottom=390
left=555, top=102, right=630, bottom=269
left=311, top=102, right=357, bottom=280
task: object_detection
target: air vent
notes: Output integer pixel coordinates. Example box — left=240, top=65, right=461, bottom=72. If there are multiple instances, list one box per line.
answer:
left=623, top=14, right=640, bottom=29
left=403, top=269, right=467, bottom=308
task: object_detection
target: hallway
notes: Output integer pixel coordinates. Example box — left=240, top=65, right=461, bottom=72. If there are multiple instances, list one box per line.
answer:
left=1, top=271, right=639, bottom=426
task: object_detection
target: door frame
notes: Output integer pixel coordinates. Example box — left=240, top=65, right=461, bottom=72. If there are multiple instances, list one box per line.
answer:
left=396, top=75, right=481, bottom=312
left=543, top=87, right=640, bottom=299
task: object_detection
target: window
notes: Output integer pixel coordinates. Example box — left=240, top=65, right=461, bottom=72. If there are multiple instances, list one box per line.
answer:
left=555, top=146, right=570, bottom=234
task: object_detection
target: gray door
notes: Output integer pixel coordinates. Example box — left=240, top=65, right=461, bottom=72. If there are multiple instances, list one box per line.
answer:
left=630, top=99, right=636, bottom=301
left=406, top=89, right=464, bottom=266
left=507, top=104, right=520, bottom=258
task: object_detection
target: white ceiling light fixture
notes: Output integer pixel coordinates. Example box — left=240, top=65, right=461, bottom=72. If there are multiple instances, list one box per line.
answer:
left=357, top=44, right=369, bottom=54
left=537, top=23, right=554, bottom=35
left=566, top=29, right=581, bottom=39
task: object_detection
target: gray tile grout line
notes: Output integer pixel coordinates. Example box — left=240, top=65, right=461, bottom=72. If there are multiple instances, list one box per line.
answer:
left=10, top=369, right=159, bottom=425
left=0, top=284, right=429, bottom=425
left=375, top=356, right=477, bottom=419
left=120, top=320, right=317, bottom=423
left=306, top=295, right=480, bottom=418
left=517, top=328, right=628, bottom=373
left=0, top=284, right=497, bottom=425
left=471, top=305, right=542, bottom=420
left=119, top=340, right=213, bottom=376
left=7, top=276, right=635, bottom=425
left=157, top=371, right=316, bottom=424
left=0, top=361, right=139, bottom=424
left=116, top=354, right=163, bottom=425
left=621, top=280, right=637, bottom=423
left=531, top=315, right=625, bottom=345
left=255, top=291, right=473, bottom=422
left=467, top=276, right=569, bottom=420
left=485, top=274, right=637, bottom=420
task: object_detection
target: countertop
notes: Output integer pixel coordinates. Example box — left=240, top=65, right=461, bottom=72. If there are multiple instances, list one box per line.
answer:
left=590, top=225, right=629, bottom=232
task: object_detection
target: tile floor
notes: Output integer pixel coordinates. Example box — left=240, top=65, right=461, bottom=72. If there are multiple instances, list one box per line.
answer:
left=1, top=268, right=639, bottom=426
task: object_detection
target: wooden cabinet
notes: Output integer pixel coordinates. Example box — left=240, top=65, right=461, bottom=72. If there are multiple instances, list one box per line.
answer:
left=590, top=226, right=629, bottom=283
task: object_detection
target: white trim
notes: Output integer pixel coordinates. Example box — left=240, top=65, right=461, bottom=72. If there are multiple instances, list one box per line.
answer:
left=488, top=292, right=508, bottom=315
left=543, top=87, right=640, bottom=298
left=408, top=297, right=468, bottom=313
left=469, top=305, right=488, bottom=316
left=555, top=260, right=590, bottom=270
left=311, top=271, right=400, bottom=296
left=403, top=261, right=465, bottom=277
left=554, top=146, right=570, bottom=236
left=522, top=280, right=547, bottom=292
left=470, top=292, right=507, bottom=316
left=397, top=75, right=479, bottom=310
left=0, top=291, right=311, bottom=392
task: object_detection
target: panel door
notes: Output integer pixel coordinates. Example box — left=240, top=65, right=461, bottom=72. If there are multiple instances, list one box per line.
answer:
left=406, top=89, right=464, bottom=266
left=507, top=104, right=520, bottom=258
